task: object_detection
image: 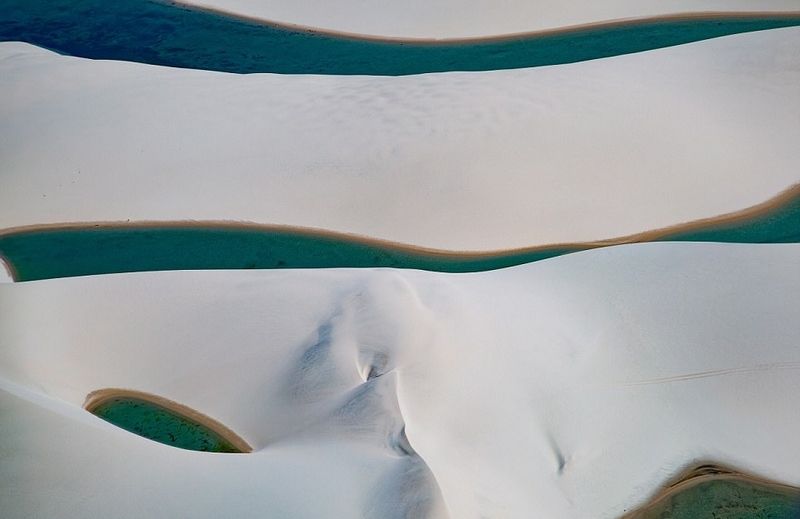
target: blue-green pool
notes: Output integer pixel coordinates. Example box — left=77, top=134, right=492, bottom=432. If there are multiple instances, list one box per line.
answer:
left=0, top=224, right=579, bottom=281
left=89, top=396, right=245, bottom=453
left=633, top=477, right=800, bottom=519
left=1, top=0, right=799, bottom=75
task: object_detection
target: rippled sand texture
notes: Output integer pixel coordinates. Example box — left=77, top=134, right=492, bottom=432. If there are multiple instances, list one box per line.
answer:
left=2, top=28, right=799, bottom=251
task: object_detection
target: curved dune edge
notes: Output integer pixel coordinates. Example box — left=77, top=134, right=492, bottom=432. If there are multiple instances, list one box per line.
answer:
left=591, top=181, right=800, bottom=245
left=0, top=258, right=13, bottom=283
left=1, top=183, right=797, bottom=282
left=173, top=5, right=800, bottom=42
left=621, top=462, right=800, bottom=519
left=84, top=388, right=253, bottom=453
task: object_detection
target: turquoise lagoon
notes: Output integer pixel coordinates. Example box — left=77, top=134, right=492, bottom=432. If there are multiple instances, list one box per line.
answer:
left=89, top=396, right=244, bottom=453
left=1, top=188, right=798, bottom=281
left=633, top=477, right=800, bottom=519
left=0, top=224, right=580, bottom=281
left=1, top=0, right=799, bottom=75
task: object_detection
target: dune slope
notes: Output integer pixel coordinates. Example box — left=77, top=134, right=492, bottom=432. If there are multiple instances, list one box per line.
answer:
left=1, top=242, right=798, bottom=518
left=1, top=27, right=799, bottom=251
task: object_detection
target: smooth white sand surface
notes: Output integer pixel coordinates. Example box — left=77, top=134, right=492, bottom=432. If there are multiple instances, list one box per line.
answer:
left=2, top=27, right=800, bottom=251
left=1, top=242, right=798, bottom=518
left=175, top=0, right=800, bottom=38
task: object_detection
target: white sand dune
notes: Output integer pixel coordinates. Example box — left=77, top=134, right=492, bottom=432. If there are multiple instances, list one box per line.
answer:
left=2, top=2, right=799, bottom=517
left=176, top=0, right=800, bottom=38
left=1, top=242, right=798, bottom=518
left=2, top=27, right=800, bottom=251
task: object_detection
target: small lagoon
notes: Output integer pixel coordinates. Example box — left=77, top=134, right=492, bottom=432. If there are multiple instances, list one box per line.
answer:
left=630, top=473, right=800, bottom=519
left=87, top=391, right=249, bottom=453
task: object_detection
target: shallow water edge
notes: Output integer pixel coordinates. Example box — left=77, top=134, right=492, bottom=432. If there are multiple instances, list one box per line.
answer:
left=0, top=185, right=797, bottom=281
left=622, top=463, right=800, bottom=519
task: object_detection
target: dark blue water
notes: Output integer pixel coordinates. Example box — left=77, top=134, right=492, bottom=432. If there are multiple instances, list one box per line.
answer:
left=1, top=188, right=797, bottom=281
left=2, top=0, right=800, bottom=75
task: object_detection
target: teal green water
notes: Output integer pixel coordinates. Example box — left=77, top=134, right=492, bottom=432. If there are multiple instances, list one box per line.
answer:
left=0, top=226, right=578, bottom=281
left=658, top=197, right=800, bottom=244
left=636, top=478, right=800, bottom=519
left=1, top=0, right=799, bottom=75
left=91, top=397, right=241, bottom=453
left=1, top=189, right=797, bottom=281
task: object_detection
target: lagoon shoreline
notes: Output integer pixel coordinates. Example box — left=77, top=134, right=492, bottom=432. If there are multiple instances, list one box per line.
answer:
left=1, top=183, right=797, bottom=282
left=621, top=463, right=800, bottom=519
left=84, top=388, right=253, bottom=453
left=4, top=4, right=800, bottom=75
left=170, top=5, right=800, bottom=42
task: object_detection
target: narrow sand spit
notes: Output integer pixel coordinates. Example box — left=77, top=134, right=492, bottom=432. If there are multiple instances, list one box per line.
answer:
left=158, top=7, right=800, bottom=42
left=174, top=0, right=800, bottom=39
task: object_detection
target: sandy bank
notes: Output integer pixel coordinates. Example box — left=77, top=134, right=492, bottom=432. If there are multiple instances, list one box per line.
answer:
left=163, top=7, right=800, bottom=42
left=176, top=0, right=800, bottom=38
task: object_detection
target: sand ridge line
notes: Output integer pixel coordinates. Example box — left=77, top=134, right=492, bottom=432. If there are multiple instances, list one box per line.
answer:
left=168, top=4, right=800, bottom=43
left=84, top=388, right=253, bottom=453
